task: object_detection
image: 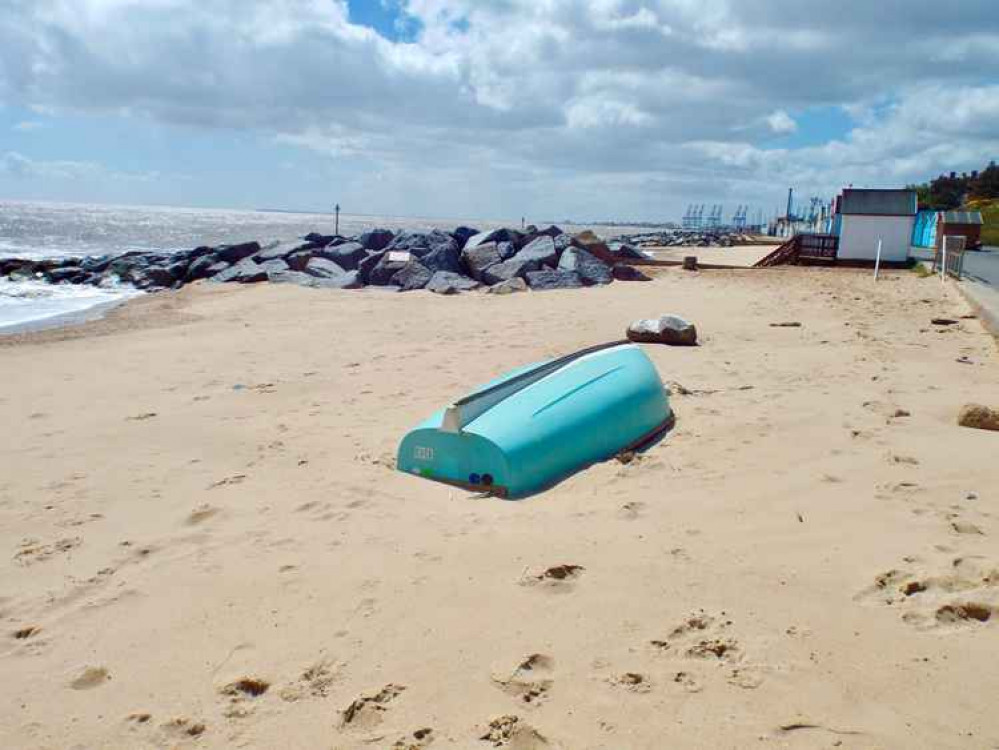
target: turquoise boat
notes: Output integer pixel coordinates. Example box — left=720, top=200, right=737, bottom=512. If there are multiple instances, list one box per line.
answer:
left=397, top=341, right=673, bottom=499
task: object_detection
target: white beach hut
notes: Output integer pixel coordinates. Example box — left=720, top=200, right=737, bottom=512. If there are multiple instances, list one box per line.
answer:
left=833, top=188, right=917, bottom=264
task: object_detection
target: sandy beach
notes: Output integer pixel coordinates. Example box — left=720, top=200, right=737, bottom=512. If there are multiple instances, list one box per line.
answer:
left=2, top=267, right=998, bottom=750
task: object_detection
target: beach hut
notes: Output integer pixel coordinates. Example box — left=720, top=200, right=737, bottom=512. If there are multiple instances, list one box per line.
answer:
left=834, top=188, right=917, bottom=264
left=936, top=210, right=983, bottom=252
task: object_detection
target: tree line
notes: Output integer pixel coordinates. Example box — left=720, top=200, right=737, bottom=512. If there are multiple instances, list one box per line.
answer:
left=908, top=160, right=999, bottom=210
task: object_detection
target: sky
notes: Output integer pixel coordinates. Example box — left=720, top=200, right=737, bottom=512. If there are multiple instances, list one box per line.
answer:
left=0, top=0, right=997, bottom=223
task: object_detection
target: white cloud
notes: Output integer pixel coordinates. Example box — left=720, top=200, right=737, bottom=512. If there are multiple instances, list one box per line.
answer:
left=0, top=150, right=159, bottom=182
left=766, top=110, right=798, bottom=134
left=0, top=0, right=997, bottom=217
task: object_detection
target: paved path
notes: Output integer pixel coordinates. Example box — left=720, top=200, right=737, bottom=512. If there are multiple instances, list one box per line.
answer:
left=913, top=246, right=999, bottom=287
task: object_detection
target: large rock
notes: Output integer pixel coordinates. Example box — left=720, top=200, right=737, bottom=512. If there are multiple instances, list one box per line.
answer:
left=612, top=265, right=651, bottom=282
left=304, top=257, right=346, bottom=279
left=357, top=251, right=385, bottom=284
left=258, top=258, right=290, bottom=276
left=486, top=277, right=528, bottom=295
left=957, top=404, right=999, bottom=432
left=309, top=270, right=363, bottom=289
left=367, top=251, right=412, bottom=286
left=132, top=265, right=177, bottom=289
left=212, top=258, right=269, bottom=284
left=303, top=232, right=338, bottom=247
left=391, top=261, right=433, bottom=291
left=525, top=269, right=584, bottom=291
left=318, top=241, right=367, bottom=270
left=515, top=235, right=558, bottom=268
left=254, top=240, right=303, bottom=263
left=451, top=226, right=480, bottom=249
left=535, top=225, right=564, bottom=238
left=462, top=242, right=502, bottom=281
left=558, top=247, right=612, bottom=285
left=358, top=228, right=394, bottom=252
left=420, top=239, right=463, bottom=274
left=286, top=249, right=314, bottom=272
left=626, top=315, right=697, bottom=346
left=47, top=266, right=85, bottom=284
left=386, top=231, right=432, bottom=256
left=464, top=228, right=522, bottom=252
left=215, top=242, right=261, bottom=265
left=426, top=271, right=480, bottom=295
left=186, top=254, right=226, bottom=281
left=268, top=269, right=314, bottom=285
left=481, top=257, right=537, bottom=285
left=80, top=255, right=113, bottom=274
left=496, top=241, right=517, bottom=260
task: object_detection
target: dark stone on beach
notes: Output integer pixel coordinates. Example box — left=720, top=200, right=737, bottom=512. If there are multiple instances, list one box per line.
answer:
left=319, top=241, right=367, bottom=270
left=391, top=261, right=433, bottom=291
left=258, top=259, right=290, bottom=277
left=357, top=251, right=385, bottom=284
left=254, top=240, right=303, bottom=264
left=612, top=265, right=651, bottom=282
left=515, top=236, right=558, bottom=269
left=464, top=228, right=522, bottom=252
left=496, top=241, right=517, bottom=261
left=482, top=256, right=537, bottom=285
left=286, top=249, right=315, bottom=272
left=132, top=265, right=178, bottom=290
left=80, top=255, right=113, bottom=274
left=451, top=226, right=480, bottom=249
left=304, top=257, right=346, bottom=279
left=186, top=255, right=225, bottom=281
left=303, top=232, right=338, bottom=247
left=426, top=271, right=480, bottom=295
left=525, top=269, right=584, bottom=290
left=627, top=315, right=697, bottom=346
left=358, top=228, right=394, bottom=252
left=558, top=247, right=612, bottom=285
left=536, top=225, right=564, bottom=238
left=386, top=231, right=431, bottom=256
left=462, top=242, right=502, bottom=281
left=420, top=240, right=463, bottom=275
left=309, top=270, right=363, bottom=289
left=166, top=260, right=190, bottom=280
left=212, top=258, right=268, bottom=284
left=608, top=242, right=647, bottom=260
left=486, top=277, right=528, bottom=295
left=367, top=251, right=412, bottom=286
left=554, top=234, right=576, bottom=253
left=215, top=242, right=261, bottom=265
left=46, top=266, right=85, bottom=284
left=268, top=269, right=313, bottom=285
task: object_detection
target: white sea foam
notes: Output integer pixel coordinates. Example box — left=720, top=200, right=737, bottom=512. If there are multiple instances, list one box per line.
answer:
left=0, top=277, right=141, bottom=332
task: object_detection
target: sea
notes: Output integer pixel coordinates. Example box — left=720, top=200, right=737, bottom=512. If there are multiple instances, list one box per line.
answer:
left=0, top=200, right=655, bottom=332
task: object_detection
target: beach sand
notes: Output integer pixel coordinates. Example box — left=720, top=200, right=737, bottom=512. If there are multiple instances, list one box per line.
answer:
left=1, top=268, right=998, bottom=749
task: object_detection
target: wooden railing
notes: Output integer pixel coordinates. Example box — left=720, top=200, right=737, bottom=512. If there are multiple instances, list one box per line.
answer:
left=755, top=233, right=839, bottom=267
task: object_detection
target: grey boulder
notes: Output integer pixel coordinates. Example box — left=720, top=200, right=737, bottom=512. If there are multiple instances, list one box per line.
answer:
left=486, top=277, right=528, bottom=295
left=481, top=256, right=537, bottom=285
left=212, top=258, right=269, bottom=284
left=626, top=315, right=697, bottom=346
left=319, top=241, right=367, bottom=270
left=215, top=242, right=262, bottom=265
left=525, top=269, right=584, bottom=290
left=462, top=242, right=502, bottom=281
left=426, top=271, right=480, bottom=295
left=358, top=228, right=394, bottom=252
left=367, top=251, right=412, bottom=286
left=515, top=236, right=558, bottom=268
left=391, top=261, right=433, bottom=291
left=557, top=247, right=612, bottom=285
left=304, top=257, right=347, bottom=279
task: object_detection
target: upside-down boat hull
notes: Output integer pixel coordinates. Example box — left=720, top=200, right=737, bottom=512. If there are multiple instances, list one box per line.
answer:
left=397, top=341, right=672, bottom=499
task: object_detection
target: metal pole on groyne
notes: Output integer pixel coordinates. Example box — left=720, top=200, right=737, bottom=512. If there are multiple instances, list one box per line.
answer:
left=335, top=203, right=340, bottom=236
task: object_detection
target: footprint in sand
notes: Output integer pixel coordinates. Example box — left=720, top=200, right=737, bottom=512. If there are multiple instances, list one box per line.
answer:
left=609, top=672, right=651, bottom=693
left=646, top=610, right=751, bottom=691
left=69, top=666, right=110, bottom=690
left=219, top=677, right=270, bottom=719
left=14, top=537, right=81, bottom=566
left=479, top=715, right=550, bottom=748
left=522, top=565, right=585, bottom=593
left=185, top=505, right=221, bottom=526
left=279, top=659, right=340, bottom=702
left=13, top=626, right=41, bottom=640
left=339, top=684, right=406, bottom=730
left=393, top=727, right=435, bottom=749
left=161, top=717, right=207, bottom=739
left=492, top=654, right=555, bottom=706
left=857, top=554, right=997, bottom=629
